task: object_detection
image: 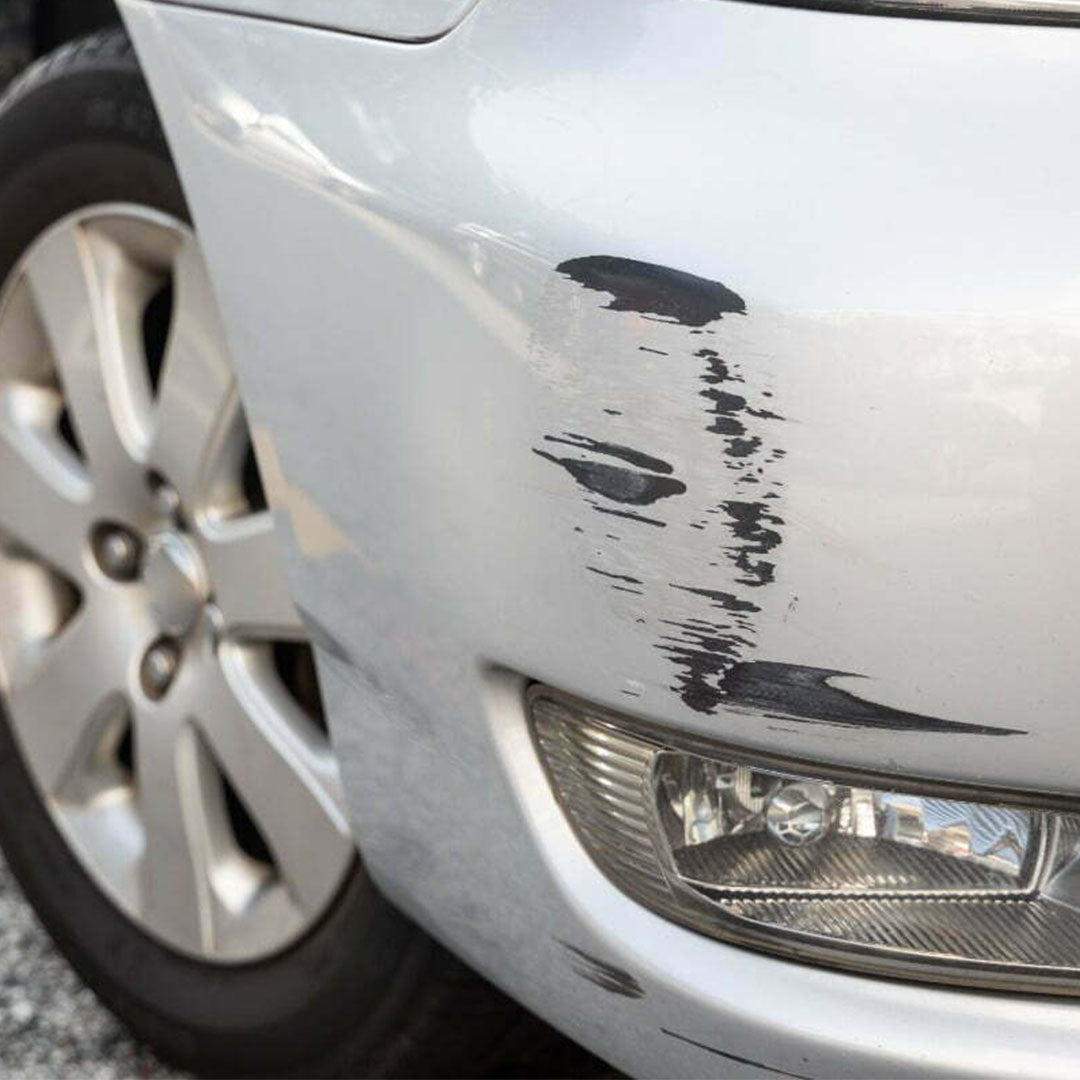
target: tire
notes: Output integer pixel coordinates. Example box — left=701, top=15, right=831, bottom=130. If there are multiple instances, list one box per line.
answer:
left=0, top=29, right=549, bottom=1079
left=0, top=0, right=32, bottom=89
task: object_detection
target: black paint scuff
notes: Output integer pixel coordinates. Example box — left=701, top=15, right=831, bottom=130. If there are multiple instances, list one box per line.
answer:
left=542, top=432, right=674, bottom=474
left=588, top=566, right=643, bottom=585
left=547, top=255, right=784, bottom=713
left=558, top=255, right=746, bottom=327
left=560, top=942, right=644, bottom=999
left=590, top=504, right=666, bottom=528
left=546, top=255, right=1000, bottom=738
left=657, top=618, right=753, bottom=713
left=533, top=449, right=685, bottom=505
left=722, top=662, right=1026, bottom=736
left=671, top=584, right=760, bottom=614
left=723, top=499, right=783, bottom=588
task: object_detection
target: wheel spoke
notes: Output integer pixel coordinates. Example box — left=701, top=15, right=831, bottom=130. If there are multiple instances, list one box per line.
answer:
left=199, top=652, right=352, bottom=915
left=0, top=207, right=351, bottom=962
left=134, top=717, right=216, bottom=955
left=4, top=597, right=131, bottom=796
left=0, top=387, right=91, bottom=576
left=22, top=221, right=156, bottom=488
left=149, top=235, right=239, bottom=509
left=201, top=512, right=305, bottom=640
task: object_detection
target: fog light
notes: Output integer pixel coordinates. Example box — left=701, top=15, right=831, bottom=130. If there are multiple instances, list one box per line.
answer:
left=529, top=687, right=1080, bottom=993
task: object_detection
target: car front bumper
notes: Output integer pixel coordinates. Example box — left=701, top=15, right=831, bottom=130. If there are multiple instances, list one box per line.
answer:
left=122, top=0, right=1080, bottom=1071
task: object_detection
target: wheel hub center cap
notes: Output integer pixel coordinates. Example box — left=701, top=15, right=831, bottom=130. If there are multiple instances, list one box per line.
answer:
left=144, top=532, right=209, bottom=637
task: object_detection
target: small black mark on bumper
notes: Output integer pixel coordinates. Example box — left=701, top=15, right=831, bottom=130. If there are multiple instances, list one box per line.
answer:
left=588, top=566, right=643, bottom=585
left=542, top=432, right=674, bottom=474
left=590, top=504, right=667, bottom=527
left=533, top=430, right=685, bottom=508
left=533, top=448, right=686, bottom=505
left=723, top=661, right=1026, bottom=736
left=559, top=941, right=644, bottom=999
left=558, top=255, right=746, bottom=326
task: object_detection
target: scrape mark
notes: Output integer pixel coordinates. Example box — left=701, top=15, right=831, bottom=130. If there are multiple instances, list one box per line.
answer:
left=589, top=504, right=666, bottom=527
left=661, top=1028, right=812, bottom=1080
left=588, top=566, right=643, bottom=585
left=722, top=662, right=1026, bottom=735
left=550, top=257, right=784, bottom=712
left=559, top=941, right=644, bottom=999
left=723, top=499, right=783, bottom=587
left=548, top=256, right=988, bottom=736
left=671, top=585, right=760, bottom=614
left=543, top=433, right=674, bottom=474
left=532, top=433, right=682, bottom=510
left=558, top=255, right=746, bottom=326
left=658, top=618, right=754, bottom=713
left=548, top=255, right=780, bottom=712
left=533, top=449, right=686, bottom=505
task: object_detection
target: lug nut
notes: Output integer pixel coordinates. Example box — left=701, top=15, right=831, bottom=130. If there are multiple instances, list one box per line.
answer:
left=140, top=639, right=180, bottom=700
left=203, top=601, right=224, bottom=642
left=92, top=524, right=142, bottom=582
left=148, top=471, right=181, bottom=520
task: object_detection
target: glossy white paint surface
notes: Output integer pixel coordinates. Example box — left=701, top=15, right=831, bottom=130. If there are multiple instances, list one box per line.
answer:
left=121, top=0, right=1080, bottom=1072
left=152, top=0, right=479, bottom=39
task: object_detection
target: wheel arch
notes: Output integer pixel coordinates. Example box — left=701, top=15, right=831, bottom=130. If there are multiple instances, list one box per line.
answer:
left=1, top=0, right=120, bottom=89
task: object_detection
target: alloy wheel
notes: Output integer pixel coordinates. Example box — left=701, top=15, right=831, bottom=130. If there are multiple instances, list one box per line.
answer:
left=0, top=205, right=354, bottom=962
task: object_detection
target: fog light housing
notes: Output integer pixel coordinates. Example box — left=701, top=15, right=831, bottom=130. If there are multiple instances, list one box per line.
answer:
left=529, top=687, right=1080, bottom=993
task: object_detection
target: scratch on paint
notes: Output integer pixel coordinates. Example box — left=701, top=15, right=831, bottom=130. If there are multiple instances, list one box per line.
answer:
left=542, top=432, right=675, bottom=473
left=722, top=662, right=1025, bottom=736
left=588, top=503, right=667, bottom=528
left=557, top=255, right=746, bottom=326
left=559, top=941, right=644, bottom=999
left=548, top=255, right=784, bottom=712
left=536, top=255, right=1019, bottom=736
left=587, top=566, right=643, bottom=585
left=661, top=1028, right=812, bottom=1080
left=532, top=441, right=685, bottom=506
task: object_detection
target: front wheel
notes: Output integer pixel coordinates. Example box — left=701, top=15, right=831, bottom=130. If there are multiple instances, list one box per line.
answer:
left=0, top=29, right=548, bottom=1078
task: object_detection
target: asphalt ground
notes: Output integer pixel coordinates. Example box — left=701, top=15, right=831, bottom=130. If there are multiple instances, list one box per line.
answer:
left=0, top=854, right=616, bottom=1079
left=0, top=857, right=177, bottom=1078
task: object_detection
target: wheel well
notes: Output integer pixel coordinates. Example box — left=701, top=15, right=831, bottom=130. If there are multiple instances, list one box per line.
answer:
left=0, top=0, right=120, bottom=88
left=34, top=0, right=120, bottom=54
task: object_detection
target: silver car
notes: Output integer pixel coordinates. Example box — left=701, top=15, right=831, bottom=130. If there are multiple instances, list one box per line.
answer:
left=0, top=0, right=1077, bottom=1075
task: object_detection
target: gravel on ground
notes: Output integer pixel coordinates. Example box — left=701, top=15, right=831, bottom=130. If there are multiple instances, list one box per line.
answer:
left=0, top=855, right=615, bottom=1080
left=0, top=856, right=179, bottom=1079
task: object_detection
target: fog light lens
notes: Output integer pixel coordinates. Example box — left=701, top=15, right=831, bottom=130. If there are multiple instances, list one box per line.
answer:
left=656, top=752, right=1037, bottom=893
left=530, top=688, right=1080, bottom=993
